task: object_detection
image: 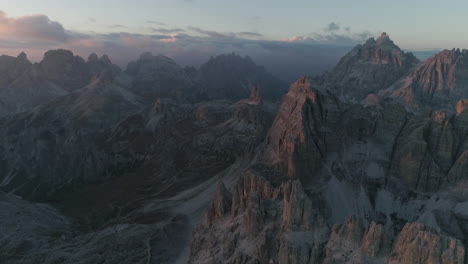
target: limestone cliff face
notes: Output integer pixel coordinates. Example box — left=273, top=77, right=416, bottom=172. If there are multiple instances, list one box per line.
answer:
left=390, top=223, right=465, bottom=264
left=318, top=33, right=419, bottom=102
left=190, top=169, right=467, bottom=264
left=190, top=67, right=468, bottom=263
left=388, top=108, right=468, bottom=192
left=388, top=49, right=468, bottom=109
left=190, top=170, right=329, bottom=264
left=259, top=77, right=342, bottom=184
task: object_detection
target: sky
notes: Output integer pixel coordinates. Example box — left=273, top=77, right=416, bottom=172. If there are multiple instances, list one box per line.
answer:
left=0, top=0, right=466, bottom=81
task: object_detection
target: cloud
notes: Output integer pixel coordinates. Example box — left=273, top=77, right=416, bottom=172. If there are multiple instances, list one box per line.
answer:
left=109, top=24, right=127, bottom=29
left=150, top=27, right=185, bottom=34
left=187, top=26, right=263, bottom=39
left=311, top=31, right=373, bottom=45
left=0, top=12, right=369, bottom=82
left=326, top=22, right=340, bottom=32
left=188, top=26, right=233, bottom=38
left=284, top=36, right=312, bottom=43
left=146, top=20, right=166, bottom=26
left=285, top=22, right=375, bottom=46
left=237, top=32, right=263, bottom=38
left=0, top=10, right=76, bottom=42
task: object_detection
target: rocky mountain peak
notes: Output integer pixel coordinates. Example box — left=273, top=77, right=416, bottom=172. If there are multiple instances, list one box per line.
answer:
left=375, top=32, right=394, bottom=47
left=41, top=49, right=76, bottom=65
left=259, top=77, right=342, bottom=183
left=134, top=52, right=175, bottom=65
left=198, top=53, right=286, bottom=101
left=388, top=48, right=468, bottom=109
left=100, top=54, right=112, bottom=65
left=126, top=52, right=180, bottom=75
left=288, top=76, right=313, bottom=95
left=17, top=52, right=28, bottom=62
left=88, top=53, right=99, bottom=62
left=139, top=51, right=154, bottom=61
left=124, top=52, right=187, bottom=101
left=0, top=53, right=33, bottom=97
left=318, top=32, right=419, bottom=102
left=363, top=32, right=398, bottom=50
left=86, top=53, right=121, bottom=76
left=39, top=49, right=91, bottom=91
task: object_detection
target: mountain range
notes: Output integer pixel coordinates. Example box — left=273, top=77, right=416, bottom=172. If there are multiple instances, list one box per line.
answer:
left=1, top=33, right=468, bottom=264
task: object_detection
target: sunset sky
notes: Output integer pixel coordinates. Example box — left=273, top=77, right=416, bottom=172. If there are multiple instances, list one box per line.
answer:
left=0, top=0, right=466, bottom=76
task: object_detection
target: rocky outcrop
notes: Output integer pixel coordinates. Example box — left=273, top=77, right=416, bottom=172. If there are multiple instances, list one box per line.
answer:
left=278, top=180, right=329, bottom=264
left=0, top=72, right=142, bottom=200
left=388, top=49, right=468, bottom=109
left=205, top=182, right=232, bottom=225
left=281, top=180, right=326, bottom=232
left=125, top=52, right=192, bottom=102
left=259, top=77, right=342, bottom=184
left=191, top=170, right=327, bottom=264
left=198, top=53, right=286, bottom=102
left=0, top=50, right=123, bottom=116
left=388, top=109, right=468, bottom=192
left=360, top=222, right=391, bottom=258
left=39, top=49, right=92, bottom=91
left=189, top=59, right=468, bottom=263
left=87, top=53, right=121, bottom=76
left=0, top=52, right=32, bottom=88
left=456, top=99, right=468, bottom=115
left=191, top=170, right=468, bottom=264
left=390, top=223, right=465, bottom=264
left=318, top=33, right=419, bottom=102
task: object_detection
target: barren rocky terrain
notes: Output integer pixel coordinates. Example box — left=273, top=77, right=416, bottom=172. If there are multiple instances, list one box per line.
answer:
left=1, top=33, right=468, bottom=264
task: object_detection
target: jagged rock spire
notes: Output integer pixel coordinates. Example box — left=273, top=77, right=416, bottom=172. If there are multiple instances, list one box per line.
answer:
left=17, top=51, right=28, bottom=61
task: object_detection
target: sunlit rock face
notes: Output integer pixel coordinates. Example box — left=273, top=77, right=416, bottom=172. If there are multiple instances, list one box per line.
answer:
left=388, top=49, right=468, bottom=110
left=259, top=77, right=342, bottom=184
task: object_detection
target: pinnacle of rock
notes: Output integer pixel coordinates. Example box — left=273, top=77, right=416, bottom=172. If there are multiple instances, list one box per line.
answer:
left=248, top=85, right=262, bottom=104
left=457, top=99, right=468, bottom=114
left=376, top=32, right=390, bottom=44
left=88, top=53, right=99, bottom=62
left=318, top=32, right=419, bottom=102
left=100, top=54, right=111, bottom=64
left=17, top=52, right=28, bottom=61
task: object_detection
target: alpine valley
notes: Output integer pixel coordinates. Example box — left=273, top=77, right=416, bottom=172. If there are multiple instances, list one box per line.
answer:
left=2, top=33, right=468, bottom=264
